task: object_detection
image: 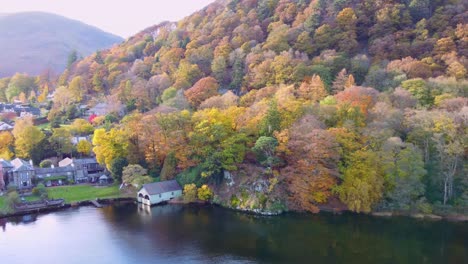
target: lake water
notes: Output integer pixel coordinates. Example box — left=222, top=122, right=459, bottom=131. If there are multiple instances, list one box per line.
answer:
left=0, top=204, right=467, bottom=264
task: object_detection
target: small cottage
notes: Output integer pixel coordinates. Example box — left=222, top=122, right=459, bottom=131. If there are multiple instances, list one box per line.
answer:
left=137, top=180, right=182, bottom=206
left=8, top=158, right=35, bottom=189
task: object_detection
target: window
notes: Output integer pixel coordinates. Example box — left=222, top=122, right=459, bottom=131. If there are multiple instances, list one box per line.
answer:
left=159, top=194, right=161, bottom=198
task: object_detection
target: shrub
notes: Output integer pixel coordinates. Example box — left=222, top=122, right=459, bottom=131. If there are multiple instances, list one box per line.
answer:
left=197, top=185, right=213, bottom=201
left=230, top=195, right=240, bottom=208
left=39, top=159, right=53, bottom=168
left=183, top=184, right=197, bottom=203
left=32, top=183, right=48, bottom=198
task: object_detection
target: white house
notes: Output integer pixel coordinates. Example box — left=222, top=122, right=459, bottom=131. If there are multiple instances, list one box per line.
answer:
left=137, top=180, right=182, bottom=206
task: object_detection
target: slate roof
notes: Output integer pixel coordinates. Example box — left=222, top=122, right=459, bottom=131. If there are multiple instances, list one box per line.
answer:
left=10, top=158, right=33, bottom=171
left=0, top=159, right=13, bottom=169
left=59, top=158, right=98, bottom=167
left=35, top=166, right=76, bottom=175
left=0, top=122, right=13, bottom=131
left=141, top=180, right=181, bottom=195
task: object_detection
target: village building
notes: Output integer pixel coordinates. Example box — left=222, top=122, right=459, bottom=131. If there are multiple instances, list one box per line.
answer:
left=58, top=157, right=105, bottom=183
left=7, top=158, right=35, bottom=189
left=0, top=121, right=13, bottom=131
left=137, top=180, right=182, bottom=206
left=35, top=166, right=85, bottom=186
left=0, top=159, right=13, bottom=191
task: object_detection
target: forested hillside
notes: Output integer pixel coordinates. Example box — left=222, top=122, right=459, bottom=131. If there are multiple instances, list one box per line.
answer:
left=1, top=0, right=467, bottom=214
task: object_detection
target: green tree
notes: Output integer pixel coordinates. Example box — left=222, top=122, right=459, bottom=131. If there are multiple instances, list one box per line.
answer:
left=252, top=136, right=279, bottom=168
left=380, top=138, right=426, bottom=210
left=49, top=128, right=73, bottom=157
left=401, top=78, right=432, bottom=106
left=160, top=152, right=177, bottom=181
left=259, top=100, right=281, bottom=137
left=337, top=150, right=384, bottom=213
left=122, top=164, right=152, bottom=188
left=110, top=157, right=129, bottom=182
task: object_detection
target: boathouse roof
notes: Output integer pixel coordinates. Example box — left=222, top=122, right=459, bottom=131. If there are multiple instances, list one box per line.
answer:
left=141, top=180, right=181, bottom=195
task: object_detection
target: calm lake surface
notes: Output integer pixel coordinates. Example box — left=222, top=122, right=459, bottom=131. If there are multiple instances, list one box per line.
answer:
left=0, top=204, right=467, bottom=264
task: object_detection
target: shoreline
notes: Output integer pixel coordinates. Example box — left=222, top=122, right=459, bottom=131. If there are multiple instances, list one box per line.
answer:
left=0, top=197, right=135, bottom=219
left=1, top=198, right=467, bottom=222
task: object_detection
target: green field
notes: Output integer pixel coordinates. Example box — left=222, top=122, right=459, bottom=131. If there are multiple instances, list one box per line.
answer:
left=47, top=184, right=124, bottom=203
left=0, top=196, right=6, bottom=212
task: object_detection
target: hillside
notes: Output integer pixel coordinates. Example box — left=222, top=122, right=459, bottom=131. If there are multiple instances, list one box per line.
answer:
left=1, top=0, right=467, bottom=215
left=0, top=12, right=123, bottom=77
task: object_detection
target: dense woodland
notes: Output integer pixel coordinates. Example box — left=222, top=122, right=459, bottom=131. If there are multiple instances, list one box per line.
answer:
left=0, top=0, right=467, bottom=214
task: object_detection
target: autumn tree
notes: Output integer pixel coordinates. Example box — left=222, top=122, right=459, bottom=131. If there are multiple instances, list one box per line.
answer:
left=197, top=184, right=213, bottom=201
left=297, top=75, right=328, bottom=102
left=12, top=118, right=45, bottom=159
left=336, top=150, right=384, bottom=213
left=92, top=128, right=128, bottom=171
left=76, top=140, right=92, bottom=157
left=0, top=132, right=14, bottom=160
left=184, top=77, right=219, bottom=107
left=284, top=115, right=339, bottom=213
left=183, top=183, right=197, bottom=203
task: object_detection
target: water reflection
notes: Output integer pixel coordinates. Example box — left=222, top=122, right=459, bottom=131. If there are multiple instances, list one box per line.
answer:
left=0, top=218, right=6, bottom=232
left=1, top=204, right=467, bottom=264
left=99, top=204, right=468, bottom=264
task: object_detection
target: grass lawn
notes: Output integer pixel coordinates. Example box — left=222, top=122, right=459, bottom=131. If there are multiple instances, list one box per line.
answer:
left=36, top=122, right=51, bottom=130
left=0, top=196, right=6, bottom=212
left=47, top=184, right=125, bottom=203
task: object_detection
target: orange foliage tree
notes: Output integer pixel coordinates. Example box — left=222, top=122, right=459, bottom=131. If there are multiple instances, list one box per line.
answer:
left=184, top=77, right=220, bottom=107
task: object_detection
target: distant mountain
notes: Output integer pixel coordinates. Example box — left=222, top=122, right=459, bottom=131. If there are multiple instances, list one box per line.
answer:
left=0, top=12, right=123, bottom=77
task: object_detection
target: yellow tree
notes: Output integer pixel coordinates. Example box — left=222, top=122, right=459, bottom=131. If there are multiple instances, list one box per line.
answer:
left=92, top=128, right=128, bottom=170
left=76, top=140, right=92, bottom=157
left=297, top=75, right=328, bottom=102
left=0, top=131, right=14, bottom=159
left=12, top=117, right=45, bottom=159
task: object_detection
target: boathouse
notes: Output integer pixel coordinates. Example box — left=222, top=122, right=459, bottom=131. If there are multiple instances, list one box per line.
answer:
left=137, top=180, right=182, bottom=206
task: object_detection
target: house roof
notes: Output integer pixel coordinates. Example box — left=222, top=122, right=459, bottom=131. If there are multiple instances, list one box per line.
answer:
left=0, top=122, right=13, bottom=131
left=141, top=180, right=181, bottom=195
left=58, top=157, right=73, bottom=167
left=35, top=166, right=76, bottom=175
left=59, top=157, right=98, bottom=167
left=0, top=159, right=13, bottom=168
left=10, top=158, right=33, bottom=171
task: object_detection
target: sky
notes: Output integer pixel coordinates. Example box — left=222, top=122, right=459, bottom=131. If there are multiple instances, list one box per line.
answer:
left=1, top=0, right=215, bottom=38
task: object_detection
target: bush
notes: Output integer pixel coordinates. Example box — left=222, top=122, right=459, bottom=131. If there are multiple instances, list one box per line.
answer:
left=176, top=166, right=203, bottom=187
left=417, top=202, right=433, bottom=214
left=32, top=183, right=48, bottom=198
left=197, top=185, right=213, bottom=201
left=230, top=195, right=240, bottom=208
left=39, top=159, right=53, bottom=168
left=183, top=184, right=197, bottom=203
